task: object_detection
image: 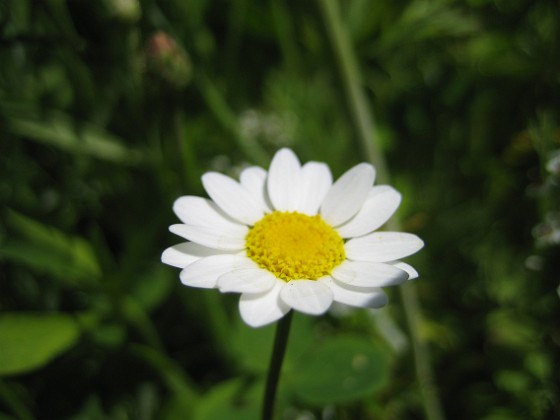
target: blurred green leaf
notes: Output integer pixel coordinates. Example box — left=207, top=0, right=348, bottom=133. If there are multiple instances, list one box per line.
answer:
left=121, top=296, right=163, bottom=350
left=90, top=323, right=126, bottom=349
left=463, top=34, right=533, bottom=77
left=525, top=352, right=552, bottom=383
left=0, top=313, right=80, bottom=376
left=494, top=370, right=531, bottom=396
left=43, top=0, right=85, bottom=49
left=379, top=1, right=479, bottom=51
left=287, top=335, right=391, bottom=405
left=0, top=379, right=33, bottom=420
left=486, top=310, right=535, bottom=348
left=7, top=111, right=144, bottom=165
left=130, top=264, right=174, bottom=312
left=1, top=210, right=101, bottom=285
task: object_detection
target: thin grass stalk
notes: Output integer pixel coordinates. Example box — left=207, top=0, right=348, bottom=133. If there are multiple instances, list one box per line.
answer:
left=316, top=1, right=445, bottom=419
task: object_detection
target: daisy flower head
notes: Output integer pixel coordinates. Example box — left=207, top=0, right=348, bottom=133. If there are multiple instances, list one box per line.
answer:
left=162, top=149, right=424, bottom=327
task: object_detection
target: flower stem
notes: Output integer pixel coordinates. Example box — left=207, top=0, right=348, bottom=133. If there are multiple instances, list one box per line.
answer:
left=398, top=278, right=446, bottom=420
left=262, top=311, right=293, bottom=420
left=316, top=1, right=445, bottom=419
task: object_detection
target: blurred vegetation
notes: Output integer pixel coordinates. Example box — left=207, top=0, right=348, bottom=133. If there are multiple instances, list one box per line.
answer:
left=1, top=0, right=559, bottom=418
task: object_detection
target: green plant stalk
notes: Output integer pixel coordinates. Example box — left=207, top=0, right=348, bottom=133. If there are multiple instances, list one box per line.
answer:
left=316, top=1, right=445, bottom=419
left=315, top=0, right=389, bottom=183
left=262, top=311, right=293, bottom=420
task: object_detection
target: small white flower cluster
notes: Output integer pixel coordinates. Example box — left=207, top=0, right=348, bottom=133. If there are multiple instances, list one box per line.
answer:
left=239, top=109, right=297, bottom=147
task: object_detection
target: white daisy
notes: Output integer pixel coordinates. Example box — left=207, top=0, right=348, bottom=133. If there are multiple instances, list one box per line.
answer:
left=162, top=148, right=424, bottom=327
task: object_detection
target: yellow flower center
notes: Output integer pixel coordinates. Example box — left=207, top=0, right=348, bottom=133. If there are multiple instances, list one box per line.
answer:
left=245, top=211, right=346, bottom=281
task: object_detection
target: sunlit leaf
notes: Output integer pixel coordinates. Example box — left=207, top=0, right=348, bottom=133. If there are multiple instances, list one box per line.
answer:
left=0, top=313, right=80, bottom=376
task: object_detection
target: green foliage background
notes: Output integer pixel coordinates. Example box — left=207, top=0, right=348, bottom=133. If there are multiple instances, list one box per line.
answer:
left=1, top=0, right=559, bottom=418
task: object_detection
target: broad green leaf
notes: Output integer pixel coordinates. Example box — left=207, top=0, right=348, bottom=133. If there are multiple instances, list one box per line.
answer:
left=0, top=313, right=80, bottom=376
left=0, top=210, right=101, bottom=284
left=288, top=336, right=391, bottom=405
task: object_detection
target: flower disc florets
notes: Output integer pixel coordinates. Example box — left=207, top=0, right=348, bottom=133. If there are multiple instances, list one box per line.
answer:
left=245, top=211, right=346, bottom=281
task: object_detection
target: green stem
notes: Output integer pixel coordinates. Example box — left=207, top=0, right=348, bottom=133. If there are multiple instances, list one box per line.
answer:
left=398, top=279, right=445, bottom=420
left=316, top=1, right=445, bottom=419
left=262, top=311, right=293, bottom=420
left=316, top=0, right=388, bottom=183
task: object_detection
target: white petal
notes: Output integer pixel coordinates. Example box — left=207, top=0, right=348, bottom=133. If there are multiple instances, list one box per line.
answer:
left=240, top=166, right=272, bottom=212
left=390, top=262, right=419, bottom=280
left=169, top=224, right=247, bottom=251
left=239, top=280, right=291, bottom=327
left=218, top=267, right=277, bottom=294
left=202, top=172, right=264, bottom=225
left=321, top=163, right=376, bottom=227
left=336, top=186, right=401, bottom=238
left=179, top=255, right=251, bottom=289
left=173, top=196, right=247, bottom=229
left=320, top=277, right=388, bottom=308
left=297, top=162, right=333, bottom=216
left=331, top=260, right=408, bottom=287
left=267, top=148, right=301, bottom=211
left=162, top=242, right=232, bottom=268
left=279, top=280, right=333, bottom=315
left=345, top=232, right=424, bottom=262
